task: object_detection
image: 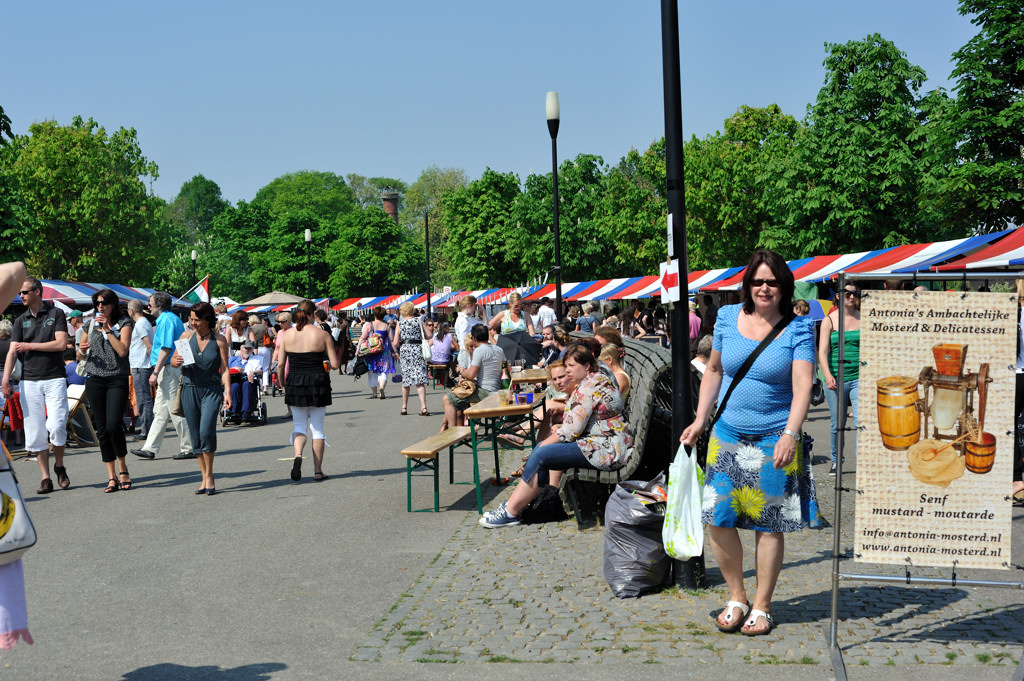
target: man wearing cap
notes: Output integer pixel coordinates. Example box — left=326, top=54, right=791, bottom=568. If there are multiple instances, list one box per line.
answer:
left=67, top=309, right=84, bottom=351
left=131, top=291, right=192, bottom=460
left=226, top=341, right=263, bottom=420
left=2, top=276, right=71, bottom=493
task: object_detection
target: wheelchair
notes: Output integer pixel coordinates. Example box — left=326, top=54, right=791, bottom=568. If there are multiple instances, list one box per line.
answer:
left=220, top=369, right=268, bottom=426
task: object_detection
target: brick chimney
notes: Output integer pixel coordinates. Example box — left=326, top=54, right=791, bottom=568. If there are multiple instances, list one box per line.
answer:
left=381, top=187, right=399, bottom=224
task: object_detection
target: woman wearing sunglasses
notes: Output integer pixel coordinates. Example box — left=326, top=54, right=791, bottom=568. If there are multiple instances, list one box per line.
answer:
left=680, top=248, right=820, bottom=636
left=818, top=283, right=861, bottom=477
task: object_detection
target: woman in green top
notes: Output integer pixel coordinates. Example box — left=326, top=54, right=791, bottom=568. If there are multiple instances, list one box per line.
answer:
left=817, top=283, right=861, bottom=475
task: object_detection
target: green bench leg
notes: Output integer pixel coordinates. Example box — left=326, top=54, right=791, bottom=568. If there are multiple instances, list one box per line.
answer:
left=405, top=456, right=439, bottom=513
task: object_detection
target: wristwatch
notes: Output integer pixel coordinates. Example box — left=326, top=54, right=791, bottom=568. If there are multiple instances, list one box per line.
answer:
left=783, top=428, right=800, bottom=439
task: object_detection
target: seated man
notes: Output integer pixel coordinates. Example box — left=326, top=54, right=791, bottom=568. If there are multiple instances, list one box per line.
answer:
left=440, top=324, right=505, bottom=431
left=64, top=347, right=85, bottom=386
left=227, top=341, right=262, bottom=419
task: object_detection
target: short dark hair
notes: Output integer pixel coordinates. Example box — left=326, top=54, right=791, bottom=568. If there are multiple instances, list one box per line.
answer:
left=740, top=248, right=794, bottom=316
left=563, top=342, right=599, bottom=372
left=190, top=301, right=217, bottom=328
left=150, top=291, right=172, bottom=312
left=471, top=324, right=490, bottom=343
left=25, top=276, right=42, bottom=292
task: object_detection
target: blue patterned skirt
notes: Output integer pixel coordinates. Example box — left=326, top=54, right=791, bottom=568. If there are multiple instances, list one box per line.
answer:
left=701, top=420, right=821, bottom=533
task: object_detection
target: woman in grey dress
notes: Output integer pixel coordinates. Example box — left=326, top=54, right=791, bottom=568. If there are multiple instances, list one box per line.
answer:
left=171, top=301, right=231, bottom=495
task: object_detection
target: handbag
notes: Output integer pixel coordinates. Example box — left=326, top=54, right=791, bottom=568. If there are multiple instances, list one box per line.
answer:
left=0, top=444, right=37, bottom=565
left=662, top=442, right=704, bottom=559
left=421, top=336, right=432, bottom=362
left=452, top=379, right=476, bottom=399
left=9, top=359, right=21, bottom=382
left=170, top=376, right=184, bottom=417
left=76, top=320, right=94, bottom=377
left=357, top=334, right=385, bottom=357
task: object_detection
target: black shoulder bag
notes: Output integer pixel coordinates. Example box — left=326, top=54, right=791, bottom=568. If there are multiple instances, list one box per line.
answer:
left=693, top=312, right=795, bottom=461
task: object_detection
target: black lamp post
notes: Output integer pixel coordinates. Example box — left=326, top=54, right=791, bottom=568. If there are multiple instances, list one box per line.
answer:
left=304, top=228, right=312, bottom=299
left=546, top=91, right=563, bottom=323
left=191, top=249, right=197, bottom=283
left=424, top=209, right=432, bottom=321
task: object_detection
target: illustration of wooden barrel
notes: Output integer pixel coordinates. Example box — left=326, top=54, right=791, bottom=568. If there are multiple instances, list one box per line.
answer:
left=877, top=376, right=920, bottom=451
left=964, top=432, right=995, bottom=474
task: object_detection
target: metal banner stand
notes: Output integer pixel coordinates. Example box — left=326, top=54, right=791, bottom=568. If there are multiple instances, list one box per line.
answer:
left=823, top=272, right=1024, bottom=681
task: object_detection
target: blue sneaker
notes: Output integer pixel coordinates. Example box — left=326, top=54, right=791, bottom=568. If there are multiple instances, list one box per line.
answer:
left=479, top=502, right=521, bottom=528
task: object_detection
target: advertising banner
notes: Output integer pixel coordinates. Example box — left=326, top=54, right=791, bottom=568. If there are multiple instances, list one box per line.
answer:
left=854, top=290, right=1015, bottom=569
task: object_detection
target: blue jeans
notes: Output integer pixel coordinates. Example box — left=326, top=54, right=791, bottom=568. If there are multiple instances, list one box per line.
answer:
left=824, top=379, right=859, bottom=463
left=521, top=441, right=595, bottom=486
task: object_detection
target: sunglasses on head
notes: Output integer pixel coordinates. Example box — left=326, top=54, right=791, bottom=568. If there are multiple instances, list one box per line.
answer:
left=750, top=278, right=779, bottom=288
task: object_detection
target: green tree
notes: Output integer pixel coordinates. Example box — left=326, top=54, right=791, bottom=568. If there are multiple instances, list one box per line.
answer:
left=511, top=153, right=612, bottom=282
left=402, top=166, right=469, bottom=288
left=201, top=201, right=272, bottom=301
left=326, top=206, right=423, bottom=297
left=0, top=105, right=12, bottom=145
left=5, top=116, right=163, bottom=283
left=595, top=139, right=667, bottom=275
left=0, top=106, right=29, bottom=264
left=766, top=35, right=934, bottom=256
left=251, top=170, right=357, bottom=225
left=165, top=174, right=230, bottom=236
left=250, top=211, right=333, bottom=298
left=439, top=168, right=522, bottom=288
left=686, top=105, right=800, bottom=268
left=945, top=0, right=1024, bottom=231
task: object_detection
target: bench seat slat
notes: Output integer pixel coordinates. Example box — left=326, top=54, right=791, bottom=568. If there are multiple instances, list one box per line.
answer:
left=401, top=426, right=471, bottom=457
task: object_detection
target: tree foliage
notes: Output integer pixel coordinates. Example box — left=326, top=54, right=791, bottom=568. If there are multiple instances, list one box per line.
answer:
left=402, top=166, right=469, bottom=288
left=686, top=105, right=799, bottom=268
left=946, top=0, right=1024, bottom=231
left=346, top=174, right=408, bottom=210
left=4, top=116, right=163, bottom=283
left=766, top=35, right=936, bottom=257
left=251, top=170, right=357, bottom=225
left=326, top=206, right=423, bottom=297
left=165, top=174, right=230, bottom=237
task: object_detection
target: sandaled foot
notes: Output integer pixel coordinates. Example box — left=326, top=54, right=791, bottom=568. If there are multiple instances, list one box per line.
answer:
left=715, top=600, right=750, bottom=633
left=290, top=456, right=302, bottom=482
left=740, top=609, right=774, bottom=636
left=419, top=409, right=430, bottom=416
left=401, top=407, right=408, bottom=415
left=103, top=478, right=119, bottom=494
left=510, top=466, right=525, bottom=479
left=314, top=472, right=328, bottom=482
left=119, top=471, right=132, bottom=491
left=497, top=434, right=525, bottom=449
left=54, top=465, right=70, bottom=489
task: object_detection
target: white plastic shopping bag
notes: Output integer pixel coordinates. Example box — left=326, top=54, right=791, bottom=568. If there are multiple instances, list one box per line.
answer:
left=662, top=443, right=704, bottom=559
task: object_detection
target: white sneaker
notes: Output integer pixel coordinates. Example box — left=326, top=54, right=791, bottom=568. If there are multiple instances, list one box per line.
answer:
left=479, top=502, right=521, bottom=528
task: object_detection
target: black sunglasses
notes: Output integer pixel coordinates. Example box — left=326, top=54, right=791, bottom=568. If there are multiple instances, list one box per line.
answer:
left=750, top=278, right=779, bottom=288
left=19, top=289, right=38, bottom=296
left=843, top=290, right=860, bottom=298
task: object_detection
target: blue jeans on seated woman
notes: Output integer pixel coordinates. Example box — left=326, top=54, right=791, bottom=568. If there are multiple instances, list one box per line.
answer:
left=521, top=441, right=596, bottom=486
left=825, top=379, right=859, bottom=464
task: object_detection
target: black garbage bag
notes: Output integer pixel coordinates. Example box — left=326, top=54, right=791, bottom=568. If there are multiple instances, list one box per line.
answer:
left=521, top=485, right=568, bottom=524
left=603, top=473, right=670, bottom=598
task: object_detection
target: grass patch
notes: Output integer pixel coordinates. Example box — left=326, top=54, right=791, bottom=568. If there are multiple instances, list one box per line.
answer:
left=684, top=622, right=710, bottom=636
left=860, top=659, right=869, bottom=666
left=415, top=657, right=458, bottom=663
left=486, top=655, right=525, bottom=663
left=643, top=659, right=661, bottom=664
left=553, top=585, right=564, bottom=592
left=622, top=645, right=639, bottom=653
left=884, top=659, right=895, bottom=666
left=755, top=654, right=818, bottom=666
left=508, top=598, right=523, bottom=607
left=976, top=653, right=991, bottom=664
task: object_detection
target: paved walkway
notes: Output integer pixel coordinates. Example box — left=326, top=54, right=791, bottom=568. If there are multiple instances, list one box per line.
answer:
left=1, top=380, right=1020, bottom=680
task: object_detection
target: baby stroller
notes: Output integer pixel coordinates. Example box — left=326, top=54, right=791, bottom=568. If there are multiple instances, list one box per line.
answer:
left=269, top=359, right=283, bottom=397
left=221, top=369, right=268, bottom=426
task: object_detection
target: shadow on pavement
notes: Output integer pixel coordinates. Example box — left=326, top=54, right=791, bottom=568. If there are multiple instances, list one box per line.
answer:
left=122, top=662, right=286, bottom=681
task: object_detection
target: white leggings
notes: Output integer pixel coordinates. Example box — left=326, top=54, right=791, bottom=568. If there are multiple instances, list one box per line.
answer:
left=290, top=405, right=327, bottom=444
left=366, top=370, right=388, bottom=390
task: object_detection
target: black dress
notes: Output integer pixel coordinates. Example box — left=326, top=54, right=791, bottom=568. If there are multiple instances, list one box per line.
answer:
left=284, top=351, right=332, bottom=408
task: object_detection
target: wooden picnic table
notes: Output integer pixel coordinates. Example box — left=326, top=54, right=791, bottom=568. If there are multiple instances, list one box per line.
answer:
left=463, top=392, right=538, bottom=512
left=509, top=368, right=550, bottom=386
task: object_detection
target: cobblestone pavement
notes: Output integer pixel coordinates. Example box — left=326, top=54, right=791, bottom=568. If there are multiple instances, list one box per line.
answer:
left=354, top=409, right=1024, bottom=674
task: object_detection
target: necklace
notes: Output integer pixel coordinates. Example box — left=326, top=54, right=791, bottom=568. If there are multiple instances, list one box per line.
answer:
left=197, top=330, right=212, bottom=342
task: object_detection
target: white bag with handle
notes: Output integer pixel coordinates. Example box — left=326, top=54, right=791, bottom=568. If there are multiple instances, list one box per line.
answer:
left=662, top=442, right=704, bottom=559
left=0, top=447, right=37, bottom=565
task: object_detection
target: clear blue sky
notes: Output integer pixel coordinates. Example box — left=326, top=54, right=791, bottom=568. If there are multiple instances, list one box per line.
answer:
left=2, top=0, right=977, bottom=205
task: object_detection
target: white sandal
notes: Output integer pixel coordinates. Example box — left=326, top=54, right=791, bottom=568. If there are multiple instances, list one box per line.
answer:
left=741, top=609, right=774, bottom=636
left=715, top=600, right=750, bottom=633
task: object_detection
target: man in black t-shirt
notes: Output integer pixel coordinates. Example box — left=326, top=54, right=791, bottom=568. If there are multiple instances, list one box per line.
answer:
left=1, top=277, right=70, bottom=494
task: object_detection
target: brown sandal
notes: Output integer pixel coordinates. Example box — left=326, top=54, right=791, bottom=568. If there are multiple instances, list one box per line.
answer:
left=510, top=466, right=525, bottom=478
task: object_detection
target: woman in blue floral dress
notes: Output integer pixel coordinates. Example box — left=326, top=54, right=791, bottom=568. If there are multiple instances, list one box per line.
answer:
left=681, top=248, right=820, bottom=637
left=358, top=306, right=396, bottom=399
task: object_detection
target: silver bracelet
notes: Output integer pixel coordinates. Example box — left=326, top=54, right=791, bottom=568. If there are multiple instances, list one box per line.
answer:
left=783, top=428, right=800, bottom=439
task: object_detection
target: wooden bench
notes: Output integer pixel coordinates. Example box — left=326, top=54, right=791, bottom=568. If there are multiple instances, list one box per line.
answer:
left=427, top=363, right=449, bottom=390
left=558, top=334, right=671, bottom=528
left=400, top=426, right=472, bottom=512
